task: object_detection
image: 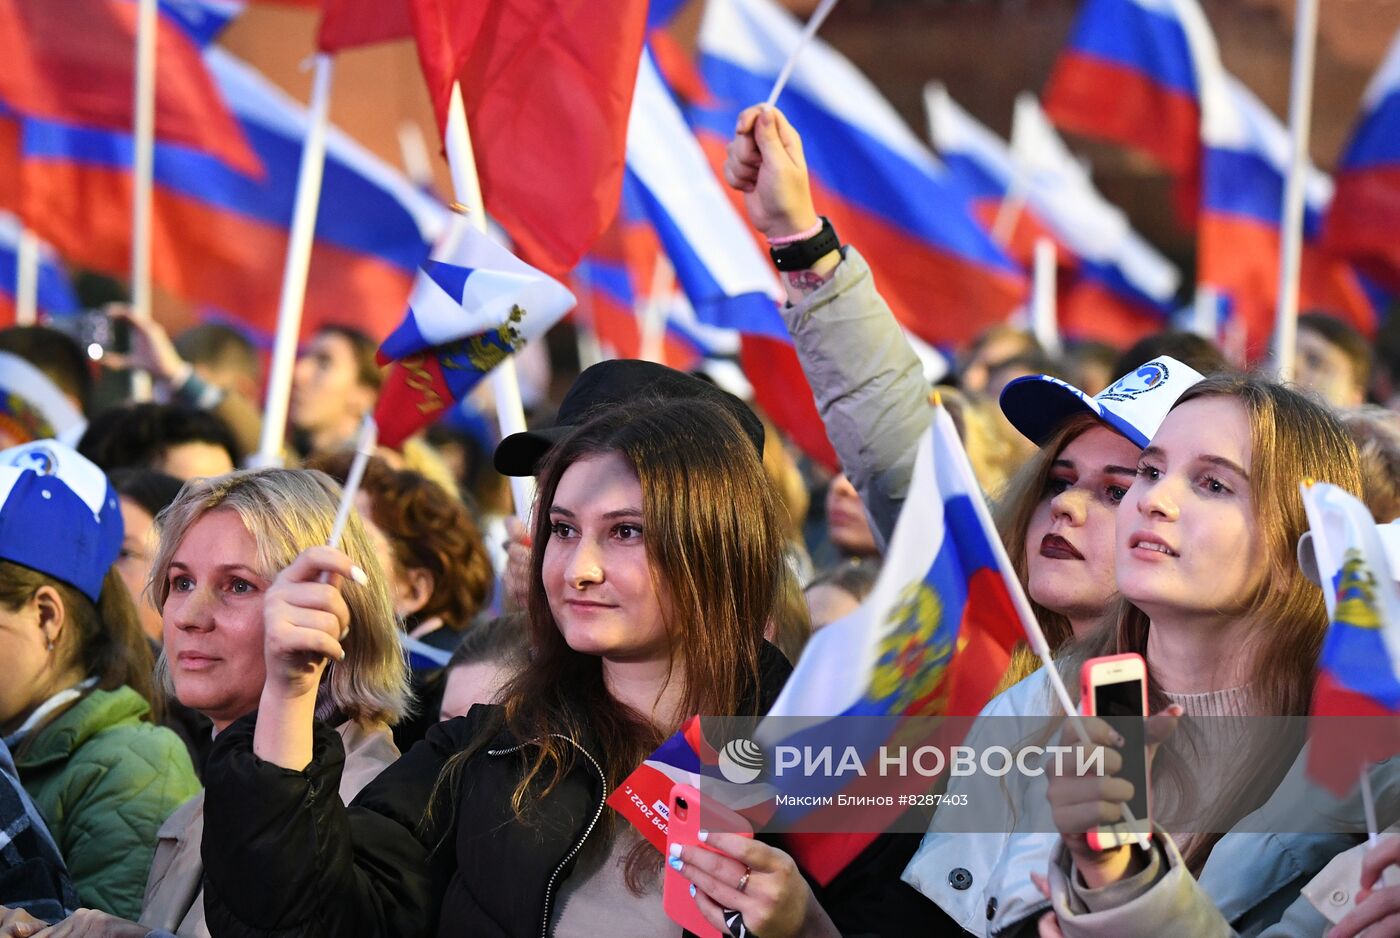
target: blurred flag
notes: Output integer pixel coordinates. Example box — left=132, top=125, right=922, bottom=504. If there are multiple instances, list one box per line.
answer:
left=406, top=0, right=647, bottom=278
left=613, top=403, right=1025, bottom=884
left=1325, top=31, right=1400, bottom=294
left=693, top=0, right=1027, bottom=347
left=1301, top=483, right=1400, bottom=796
left=314, top=0, right=413, bottom=52
left=1197, top=73, right=1376, bottom=350
left=1043, top=0, right=1201, bottom=182
left=158, top=0, right=244, bottom=46
left=375, top=217, right=576, bottom=447
left=0, top=0, right=258, bottom=175
left=625, top=49, right=842, bottom=465
left=18, top=49, right=447, bottom=341
left=0, top=213, right=79, bottom=326
left=927, top=85, right=1179, bottom=346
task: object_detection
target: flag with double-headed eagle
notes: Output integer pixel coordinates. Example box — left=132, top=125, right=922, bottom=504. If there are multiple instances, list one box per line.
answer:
left=610, top=402, right=1025, bottom=884
left=1301, top=481, right=1400, bottom=796
left=373, top=216, right=575, bottom=448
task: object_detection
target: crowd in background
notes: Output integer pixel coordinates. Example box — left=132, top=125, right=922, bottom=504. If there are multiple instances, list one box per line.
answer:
left=0, top=103, right=1397, bottom=938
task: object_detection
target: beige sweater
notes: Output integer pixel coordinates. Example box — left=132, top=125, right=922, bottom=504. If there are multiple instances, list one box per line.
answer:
left=137, top=719, right=399, bottom=938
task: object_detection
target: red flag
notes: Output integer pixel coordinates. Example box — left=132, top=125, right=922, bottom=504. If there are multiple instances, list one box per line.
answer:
left=0, top=0, right=259, bottom=177
left=316, top=0, right=413, bottom=53
left=406, top=0, right=649, bottom=278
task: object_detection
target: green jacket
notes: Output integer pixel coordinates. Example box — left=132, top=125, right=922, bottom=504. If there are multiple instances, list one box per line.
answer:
left=15, top=686, right=200, bottom=919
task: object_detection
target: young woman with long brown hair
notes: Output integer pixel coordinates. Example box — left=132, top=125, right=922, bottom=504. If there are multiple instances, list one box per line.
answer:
left=195, top=398, right=912, bottom=938
left=906, top=374, right=1366, bottom=936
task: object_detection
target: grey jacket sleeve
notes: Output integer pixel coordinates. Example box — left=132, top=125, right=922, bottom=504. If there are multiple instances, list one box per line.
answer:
left=1047, top=837, right=1331, bottom=938
left=779, top=246, right=931, bottom=548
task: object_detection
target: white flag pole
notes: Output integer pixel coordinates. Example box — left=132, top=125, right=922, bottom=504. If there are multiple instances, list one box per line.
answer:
left=639, top=254, right=675, bottom=365
left=444, top=80, right=535, bottom=524
left=396, top=120, right=435, bottom=190
left=764, top=0, right=841, bottom=107
left=1031, top=238, right=1062, bottom=357
left=1270, top=0, right=1320, bottom=381
left=15, top=227, right=39, bottom=326
left=129, top=0, right=158, bottom=400
left=254, top=54, right=336, bottom=468
left=1190, top=286, right=1219, bottom=342
left=934, top=396, right=1150, bottom=850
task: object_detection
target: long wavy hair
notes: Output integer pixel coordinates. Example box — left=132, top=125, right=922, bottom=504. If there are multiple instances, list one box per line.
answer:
left=429, top=398, right=786, bottom=881
left=1063, top=374, right=1363, bottom=871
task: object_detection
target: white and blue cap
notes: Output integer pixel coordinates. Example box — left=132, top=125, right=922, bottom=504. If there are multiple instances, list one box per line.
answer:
left=0, top=441, right=123, bottom=603
left=999, top=356, right=1208, bottom=449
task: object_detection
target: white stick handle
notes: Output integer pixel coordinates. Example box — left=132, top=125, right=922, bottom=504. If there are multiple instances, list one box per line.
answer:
left=1362, top=763, right=1380, bottom=848
left=15, top=227, right=39, bottom=327
left=129, top=0, right=158, bottom=401
left=255, top=54, right=335, bottom=469
left=1190, top=286, right=1219, bottom=342
left=764, top=0, right=841, bottom=107
left=1270, top=0, right=1320, bottom=381
left=444, top=81, right=535, bottom=525
left=639, top=254, right=675, bottom=365
left=934, top=400, right=1150, bottom=849
left=1032, top=238, right=1061, bottom=357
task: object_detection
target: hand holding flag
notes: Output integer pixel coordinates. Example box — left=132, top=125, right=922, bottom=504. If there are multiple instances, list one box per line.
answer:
left=374, top=216, right=575, bottom=448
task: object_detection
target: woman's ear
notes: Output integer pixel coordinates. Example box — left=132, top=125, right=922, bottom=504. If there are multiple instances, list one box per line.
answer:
left=33, top=584, right=67, bottom=650
left=398, top=567, right=436, bottom=618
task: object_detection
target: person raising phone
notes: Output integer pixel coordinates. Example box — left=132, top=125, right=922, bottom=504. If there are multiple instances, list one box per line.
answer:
left=722, top=103, right=1208, bottom=676
left=197, top=399, right=919, bottom=938
left=907, top=374, right=1365, bottom=935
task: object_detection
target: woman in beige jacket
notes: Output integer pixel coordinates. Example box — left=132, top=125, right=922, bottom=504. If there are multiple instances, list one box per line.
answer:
left=15, top=468, right=409, bottom=938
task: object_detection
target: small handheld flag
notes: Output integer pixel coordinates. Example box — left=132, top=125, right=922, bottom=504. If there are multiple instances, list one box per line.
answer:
left=1301, top=482, right=1400, bottom=796
left=374, top=217, right=575, bottom=448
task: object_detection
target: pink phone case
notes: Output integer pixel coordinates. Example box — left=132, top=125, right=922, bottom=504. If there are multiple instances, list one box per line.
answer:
left=663, top=783, right=753, bottom=937
left=1079, top=653, right=1152, bottom=851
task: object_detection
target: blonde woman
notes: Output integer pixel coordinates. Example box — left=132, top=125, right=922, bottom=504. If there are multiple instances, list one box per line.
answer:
left=19, top=468, right=409, bottom=938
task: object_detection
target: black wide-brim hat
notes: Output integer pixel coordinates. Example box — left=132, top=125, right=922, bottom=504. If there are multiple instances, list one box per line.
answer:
left=492, top=359, right=766, bottom=477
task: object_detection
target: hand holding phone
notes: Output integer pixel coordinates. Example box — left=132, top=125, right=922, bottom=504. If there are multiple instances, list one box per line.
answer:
left=662, top=784, right=752, bottom=938
left=1077, top=653, right=1152, bottom=851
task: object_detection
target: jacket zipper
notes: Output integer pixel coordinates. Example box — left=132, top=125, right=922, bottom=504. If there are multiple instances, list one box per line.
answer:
left=486, top=734, right=609, bottom=938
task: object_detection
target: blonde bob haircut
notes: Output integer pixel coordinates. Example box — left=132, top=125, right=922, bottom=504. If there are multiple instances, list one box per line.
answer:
left=149, top=468, right=409, bottom=726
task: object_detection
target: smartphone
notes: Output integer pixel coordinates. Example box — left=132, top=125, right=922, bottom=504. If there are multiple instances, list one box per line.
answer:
left=51, top=310, right=128, bottom=362
left=1080, top=653, right=1151, bottom=850
left=662, top=783, right=753, bottom=937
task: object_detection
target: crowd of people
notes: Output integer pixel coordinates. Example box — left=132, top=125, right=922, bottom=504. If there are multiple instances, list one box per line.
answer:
left=0, top=102, right=1397, bottom=938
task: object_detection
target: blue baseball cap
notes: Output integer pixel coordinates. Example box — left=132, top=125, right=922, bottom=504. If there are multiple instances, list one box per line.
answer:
left=0, top=441, right=123, bottom=602
left=999, top=356, right=1207, bottom=449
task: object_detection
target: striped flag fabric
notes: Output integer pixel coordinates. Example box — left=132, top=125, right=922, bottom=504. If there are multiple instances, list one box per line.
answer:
left=1300, top=483, right=1400, bottom=796
left=1325, top=31, right=1400, bottom=294
left=1043, top=0, right=1201, bottom=182
left=623, top=49, right=841, bottom=466
left=612, top=403, right=1025, bottom=884
left=374, top=216, right=576, bottom=447
left=0, top=213, right=79, bottom=326
left=1196, top=72, right=1376, bottom=350
left=692, top=0, right=1027, bottom=347
left=17, top=48, right=448, bottom=342
left=927, top=85, right=1179, bottom=346
left=0, top=0, right=258, bottom=175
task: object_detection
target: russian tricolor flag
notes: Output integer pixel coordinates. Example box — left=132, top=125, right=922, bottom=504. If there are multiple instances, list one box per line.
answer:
left=928, top=85, right=1179, bottom=346
left=0, top=213, right=79, bottom=327
left=1043, top=0, right=1201, bottom=183
left=1197, top=73, right=1376, bottom=350
left=692, top=0, right=1026, bottom=347
left=375, top=216, right=576, bottom=448
left=623, top=49, right=844, bottom=466
left=17, top=48, right=448, bottom=343
left=612, top=404, right=1024, bottom=884
left=0, top=0, right=258, bottom=176
left=1301, top=482, right=1400, bottom=796
left=1325, top=31, right=1400, bottom=294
